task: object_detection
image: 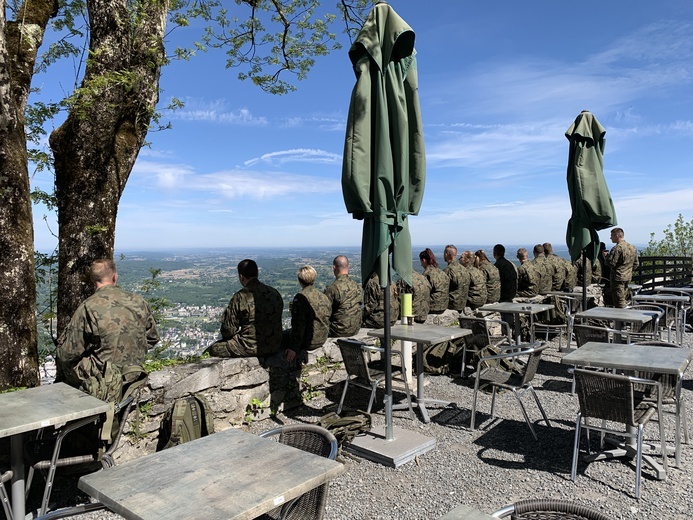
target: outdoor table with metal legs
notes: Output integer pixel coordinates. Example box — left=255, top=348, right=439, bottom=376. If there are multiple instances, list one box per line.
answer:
left=368, top=323, right=472, bottom=423
left=562, top=342, right=693, bottom=478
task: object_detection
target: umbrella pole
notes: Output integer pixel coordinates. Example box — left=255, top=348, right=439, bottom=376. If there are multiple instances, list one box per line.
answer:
left=581, top=249, right=588, bottom=312
left=382, top=263, right=394, bottom=441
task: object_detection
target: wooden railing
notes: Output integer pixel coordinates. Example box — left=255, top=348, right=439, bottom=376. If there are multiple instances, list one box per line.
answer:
left=632, top=256, right=693, bottom=292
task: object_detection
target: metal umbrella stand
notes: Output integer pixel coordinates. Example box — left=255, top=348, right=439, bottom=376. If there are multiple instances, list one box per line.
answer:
left=565, top=110, right=617, bottom=311
left=341, top=3, right=431, bottom=462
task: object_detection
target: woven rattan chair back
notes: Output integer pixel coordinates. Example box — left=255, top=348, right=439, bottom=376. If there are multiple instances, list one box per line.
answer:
left=574, top=369, right=636, bottom=426
left=258, top=425, right=338, bottom=520
left=491, top=498, right=612, bottom=519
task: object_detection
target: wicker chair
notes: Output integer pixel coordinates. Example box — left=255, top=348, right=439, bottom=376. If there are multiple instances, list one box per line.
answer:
left=571, top=369, right=667, bottom=499
left=532, top=295, right=576, bottom=352
left=257, top=424, right=338, bottom=520
left=470, top=342, right=550, bottom=440
left=491, top=499, right=612, bottom=519
left=633, top=340, right=690, bottom=467
left=457, top=315, right=512, bottom=377
left=336, top=339, right=414, bottom=418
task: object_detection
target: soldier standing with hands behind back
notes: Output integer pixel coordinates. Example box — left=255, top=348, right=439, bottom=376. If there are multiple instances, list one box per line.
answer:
left=606, top=227, right=639, bottom=308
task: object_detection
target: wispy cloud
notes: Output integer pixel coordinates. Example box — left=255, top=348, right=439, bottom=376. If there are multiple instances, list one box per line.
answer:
left=244, top=148, right=341, bottom=167
left=168, top=98, right=268, bottom=125
left=134, top=160, right=339, bottom=199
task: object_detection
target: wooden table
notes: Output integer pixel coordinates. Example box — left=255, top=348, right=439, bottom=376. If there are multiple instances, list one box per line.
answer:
left=479, top=302, right=554, bottom=344
left=0, top=383, right=110, bottom=520
left=368, top=323, right=472, bottom=423
left=79, top=427, right=345, bottom=520
left=562, top=342, right=692, bottom=473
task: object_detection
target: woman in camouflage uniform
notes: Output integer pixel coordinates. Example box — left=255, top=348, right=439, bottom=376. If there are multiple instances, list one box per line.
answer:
left=419, top=248, right=449, bottom=314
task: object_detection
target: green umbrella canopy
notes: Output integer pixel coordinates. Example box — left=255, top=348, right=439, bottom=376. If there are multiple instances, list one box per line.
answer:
left=341, top=2, right=426, bottom=287
left=565, top=110, right=617, bottom=263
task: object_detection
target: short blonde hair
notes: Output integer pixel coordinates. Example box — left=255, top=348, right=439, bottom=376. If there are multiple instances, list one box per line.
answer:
left=297, top=265, right=317, bottom=286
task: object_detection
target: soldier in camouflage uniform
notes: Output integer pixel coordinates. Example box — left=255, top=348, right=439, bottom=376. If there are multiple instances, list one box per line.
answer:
left=516, top=248, right=541, bottom=297
left=530, top=244, right=551, bottom=295
left=209, top=259, right=283, bottom=357
left=285, top=266, right=331, bottom=364
left=57, top=259, right=160, bottom=390
left=420, top=248, right=449, bottom=314
left=493, top=244, right=517, bottom=302
left=324, top=255, right=363, bottom=337
left=475, top=250, right=500, bottom=304
left=460, top=251, right=487, bottom=309
left=362, top=272, right=400, bottom=328
left=443, top=245, right=470, bottom=311
left=543, top=243, right=566, bottom=291
left=607, top=227, right=639, bottom=308
left=398, top=268, right=432, bottom=323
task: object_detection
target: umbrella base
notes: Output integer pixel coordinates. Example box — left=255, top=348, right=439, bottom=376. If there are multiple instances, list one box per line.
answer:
left=344, top=425, right=435, bottom=468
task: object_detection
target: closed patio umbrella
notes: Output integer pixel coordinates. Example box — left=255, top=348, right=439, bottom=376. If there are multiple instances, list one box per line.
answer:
left=342, top=2, right=425, bottom=440
left=565, top=110, right=617, bottom=309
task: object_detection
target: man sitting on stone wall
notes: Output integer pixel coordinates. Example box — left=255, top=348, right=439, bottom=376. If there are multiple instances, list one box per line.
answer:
left=324, top=255, right=363, bottom=337
left=207, top=259, right=283, bottom=358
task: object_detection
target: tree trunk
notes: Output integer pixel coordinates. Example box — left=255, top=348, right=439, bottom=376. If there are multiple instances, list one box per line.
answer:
left=0, top=1, right=56, bottom=389
left=51, top=0, right=168, bottom=330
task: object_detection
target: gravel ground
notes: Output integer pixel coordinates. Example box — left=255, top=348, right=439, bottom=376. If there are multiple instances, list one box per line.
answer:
left=26, top=333, right=693, bottom=520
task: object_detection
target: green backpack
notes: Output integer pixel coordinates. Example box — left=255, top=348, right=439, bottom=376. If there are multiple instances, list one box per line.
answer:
left=157, top=395, right=215, bottom=451
left=318, top=409, right=372, bottom=451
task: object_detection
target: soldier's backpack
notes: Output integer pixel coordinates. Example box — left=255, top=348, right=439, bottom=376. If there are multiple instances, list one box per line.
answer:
left=318, top=409, right=372, bottom=455
left=157, top=394, right=215, bottom=451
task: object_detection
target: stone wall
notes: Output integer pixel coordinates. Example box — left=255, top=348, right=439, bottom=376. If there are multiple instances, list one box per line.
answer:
left=117, top=311, right=460, bottom=462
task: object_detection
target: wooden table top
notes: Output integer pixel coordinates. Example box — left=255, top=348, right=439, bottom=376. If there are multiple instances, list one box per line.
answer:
left=561, top=342, right=693, bottom=375
left=575, top=307, right=658, bottom=324
left=633, top=293, right=690, bottom=303
left=79, top=427, right=345, bottom=520
left=480, top=302, right=554, bottom=315
left=0, top=383, right=110, bottom=438
left=368, top=323, right=471, bottom=345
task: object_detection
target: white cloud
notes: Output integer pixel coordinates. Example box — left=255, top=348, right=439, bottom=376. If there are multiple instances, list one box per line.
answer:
left=170, top=98, right=268, bottom=125
left=244, top=148, right=341, bottom=167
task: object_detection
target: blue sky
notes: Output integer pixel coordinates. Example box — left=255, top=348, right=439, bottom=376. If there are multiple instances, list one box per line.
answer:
left=31, top=1, right=693, bottom=252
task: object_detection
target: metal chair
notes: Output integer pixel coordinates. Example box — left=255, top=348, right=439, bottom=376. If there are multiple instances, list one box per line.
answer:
left=336, top=339, right=414, bottom=418
left=24, top=393, right=137, bottom=517
left=1, top=467, right=13, bottom=520
left=470, top=342, right=551, bottom=440
left=457, top=315, right=512, bottom=377
left=572, top=323, right=617, bottom=347
left=629, top=301, right=675, bottom=342
left=258, top=424, right=338, bottom=520
left=633, top=340, right=690, bottom=467
left=491, top=499, right=612, bottom=519
left=571, top=369, right=667, bottom=499
left=532, top=295, right=576, bottom=352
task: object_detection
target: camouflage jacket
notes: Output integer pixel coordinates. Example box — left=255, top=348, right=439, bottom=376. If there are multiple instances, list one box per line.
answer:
left=362, top=274, right=399, bottom=328
left=324, top=274, right=363, bottom=337
left=398, top=271, right=431, bottom=323
left=465, top=265, right=488, bottom=308
left=574, top=256, right=602, bottom=285
left=531, top=256, right=552, bottom=294
left=478, top=260, right=501, bottom=304
left=423, top=266, right=449, bottom=314
left=289, top=285, right=331, bottom=351
left=220, top=278, right=284, bottom=356
left=563, top=257, right=578, bottom=289
left=606, top=240, right=639, bottom=282
left=546, top=253, right=566, bottom=290
left=517, top=261, right=540, bottom=297
left=494, top=256, right=518, bottom=302
left=57, top=285, right=160, bottom=387
left=444, top=262, right=469, bottom=311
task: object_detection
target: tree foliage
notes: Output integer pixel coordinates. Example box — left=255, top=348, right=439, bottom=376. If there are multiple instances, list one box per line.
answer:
left=641, top=214, right=693, bottom=257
